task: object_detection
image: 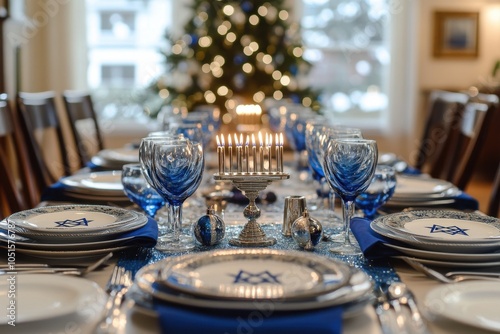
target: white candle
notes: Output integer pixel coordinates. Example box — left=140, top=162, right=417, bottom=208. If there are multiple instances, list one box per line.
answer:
left=252, top=134, right=257, bottom=173
left=258, top=132, right=264, bottom=173
left=216, top=135, right=224, bottom=174
left=267, top=133, right=273, bottom=172
left=279, top=133, right=284, bottom=172
left=235, top=133, right=242, bottom=173
left=275, top=133, right=280, bottom=173
left=245, top=135, right=249, bottom=173
left=228, top=134, right=233, bottom=173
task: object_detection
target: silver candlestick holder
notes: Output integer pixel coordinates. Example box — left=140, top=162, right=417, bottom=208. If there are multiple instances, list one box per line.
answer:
left=213, top=172, right=289, bottom=247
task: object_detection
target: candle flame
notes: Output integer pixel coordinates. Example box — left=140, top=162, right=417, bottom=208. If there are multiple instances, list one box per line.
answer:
left=216, top=135, right=221, bottom=146
left=252, top=134, right=256, bottom=147
left=280, top=133, right=284, bottom=146
left=234, top=133, right=239, bottom=146
left=246, top=135, right=249, bottom=146
left=240, top=133, right=243, bottom=146
left=258, top=131, right=263, bottom=147
left=228, top=134, right=232, bottom=146
left=275, top=133, right=278, bottom=147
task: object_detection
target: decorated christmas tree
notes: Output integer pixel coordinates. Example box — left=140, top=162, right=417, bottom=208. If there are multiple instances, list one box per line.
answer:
left=153, top=0, right=320, bottom=114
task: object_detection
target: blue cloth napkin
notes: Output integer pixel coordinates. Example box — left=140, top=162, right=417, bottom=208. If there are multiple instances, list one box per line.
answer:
left=116, top=217, right=158, bottom=248
left=350, top=217, right=402, bottom=261
left=154, top=299, right=342, bottom=334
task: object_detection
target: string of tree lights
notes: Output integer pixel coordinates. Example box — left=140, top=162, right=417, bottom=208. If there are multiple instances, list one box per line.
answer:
left=152, top=0, right=321, bottom=114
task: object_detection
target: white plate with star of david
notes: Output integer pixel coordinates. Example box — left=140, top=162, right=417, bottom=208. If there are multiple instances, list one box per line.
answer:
left=157, top=249, right=353, bottom=301
left=371, top=211, right=500, bottom=253
left=7, top=205, right=139, bottom=233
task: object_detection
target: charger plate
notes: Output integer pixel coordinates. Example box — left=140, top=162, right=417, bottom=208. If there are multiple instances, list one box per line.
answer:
left=7, top=205, right=139, bottom=233
left=135, top=252, right=372, bottom=311
left=423, top=281, right=500, bottom=332
left=158, top=249, right=352, bottom=301
left=384, top=243, right=500, bottom=262
left=0, top=274, right=106, bottom=324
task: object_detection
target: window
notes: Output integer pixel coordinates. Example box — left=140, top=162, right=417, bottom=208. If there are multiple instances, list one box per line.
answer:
left=300, top=0, right=391, bottom=128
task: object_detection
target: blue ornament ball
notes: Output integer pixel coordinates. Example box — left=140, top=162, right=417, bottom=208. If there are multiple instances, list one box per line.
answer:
left=194, top=207, right=225, bottom=246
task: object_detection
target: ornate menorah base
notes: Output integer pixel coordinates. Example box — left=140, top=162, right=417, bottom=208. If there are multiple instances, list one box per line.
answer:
left=213, top=172, right=290, bottom=247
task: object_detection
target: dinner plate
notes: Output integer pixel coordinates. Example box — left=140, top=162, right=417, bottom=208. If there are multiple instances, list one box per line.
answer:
left=135, top=257, right=373, bottom=311
left=97, top=148, right=139, bottom=163
left=7, top=205, right=139, bottom=233
left=0, top=274, right=106, bottom=324
left=0, top=228, right=134, bottom=250
left=384, top=243, right=500, bottom=262
left=60, top=171, right=124, bottom=196
left=2, top=214, right=148, bottom=243
left=394, top=256, right=500, bottom=268
left=393, top=175, right=454, bottom=197
left=423, top=281, right=500, bottom=332
left=159, top=249, right=352, bottom=300
left=372, top=210, right=500, bottom=243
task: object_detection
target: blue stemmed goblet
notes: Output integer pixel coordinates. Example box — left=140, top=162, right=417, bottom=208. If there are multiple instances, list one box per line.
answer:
left=149, top=139, right=204, bottom=251
left=355, top=165, right=396, bottom=219
left=121, top=163, right=165, bottom=218
left=324, top=138, right=378, bottom=255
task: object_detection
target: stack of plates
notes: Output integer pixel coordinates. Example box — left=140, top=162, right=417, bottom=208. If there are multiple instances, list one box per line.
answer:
left=131, top=249, right=373, bottom=315
left=59, top=171, right=127, bottom=202
left=371, top=210, right=500, bottom=267
left=386, top=175, right=461, bottom=207
left=0, top=205, right=148, bottom=259
left=91, top=147, right=139, bottom=170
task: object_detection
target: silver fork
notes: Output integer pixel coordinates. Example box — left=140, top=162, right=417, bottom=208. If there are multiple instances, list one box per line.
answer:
left=96, top=265, right=133, bottom=334
left=401, top=257, right=500, bottom=283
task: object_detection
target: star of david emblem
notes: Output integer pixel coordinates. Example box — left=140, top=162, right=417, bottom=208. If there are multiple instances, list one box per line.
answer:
left=230, top=270, right=282, bottom=285
left=54, top=218, right=93, bottom=228
left=426, top=224, right=469, bottom=236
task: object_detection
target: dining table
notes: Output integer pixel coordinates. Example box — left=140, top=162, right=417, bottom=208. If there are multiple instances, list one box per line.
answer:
left=1, top=148, right=498, bottom=334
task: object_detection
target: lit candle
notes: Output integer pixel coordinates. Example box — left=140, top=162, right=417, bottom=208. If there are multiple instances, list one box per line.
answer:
left=235, top=133, right=242, bottom=173
left=245, top=135, right=249, bottom=173
left=279, top=133, right=284, bottom=172
left=228, top=134, right=233, bottom=173
left=275, top=133, right=280, bottom=173
left=216, top=135, right=224, bottom=174
left=263, top=133, right=270, bottom=173
left=267, top=133, right=273, bottom=172
left=252, top=134, right=257, bottom=173
left=258, top=132, right=264, bottom=173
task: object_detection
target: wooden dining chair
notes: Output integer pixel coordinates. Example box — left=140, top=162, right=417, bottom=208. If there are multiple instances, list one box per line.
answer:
left=16, top=91, right=73, bottom=193
left=0, top=95, right=40, bottom=216
left=444, top=93, right=499, bottom=190
left=412, top=90, right=469, bottom=177
left=488, top=162, right=500, bottom=218
left=62, top=90, right=105, bottom=169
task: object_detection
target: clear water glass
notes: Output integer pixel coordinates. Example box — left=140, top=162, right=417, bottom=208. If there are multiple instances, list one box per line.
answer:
left=355, top=165, right=396, bottom=219
left=324, top=138, right=378, bottom=255
left=121, top=163, right=164, bottom=219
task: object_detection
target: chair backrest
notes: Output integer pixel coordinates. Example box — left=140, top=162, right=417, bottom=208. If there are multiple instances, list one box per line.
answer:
left=0, top=95, right=39, bottom=216
left=412, top=90, right=469, bottom=176
left=16, top=91, right=72, bottom=191
left=446, top=93, right=499, bottom=190
left=62, top=90, right=104, bottom=168
left=488, top=162, right=500, bottom=218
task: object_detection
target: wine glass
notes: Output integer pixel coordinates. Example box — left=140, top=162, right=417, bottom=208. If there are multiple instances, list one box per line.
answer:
left=323, top=138, right=378, bottom=255
left=149, top=139, right=204, bottom=251
left=121, top=163, right=165, bottom=218
left=355, top=165, right=396, bottom=219
left=139, top=135, right=187, bottom=241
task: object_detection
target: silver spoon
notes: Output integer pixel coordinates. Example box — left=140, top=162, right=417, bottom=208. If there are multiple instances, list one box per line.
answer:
left=387, top=282, right=431, bottom=334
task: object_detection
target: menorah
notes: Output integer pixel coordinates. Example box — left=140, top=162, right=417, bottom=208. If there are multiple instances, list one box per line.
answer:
left=213, top=132, right=289, bottom=247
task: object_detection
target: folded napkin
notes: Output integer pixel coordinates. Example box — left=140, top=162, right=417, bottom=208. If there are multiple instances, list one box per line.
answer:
left=154, top=299, right=342, bottom=334
left=350, top=217, right=402, bottom=261
left=116, top=217, right=158, bottom=248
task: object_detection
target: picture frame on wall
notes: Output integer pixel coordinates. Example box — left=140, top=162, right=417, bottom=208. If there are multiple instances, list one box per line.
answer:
left=433, top=11, right=479, bottom=58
